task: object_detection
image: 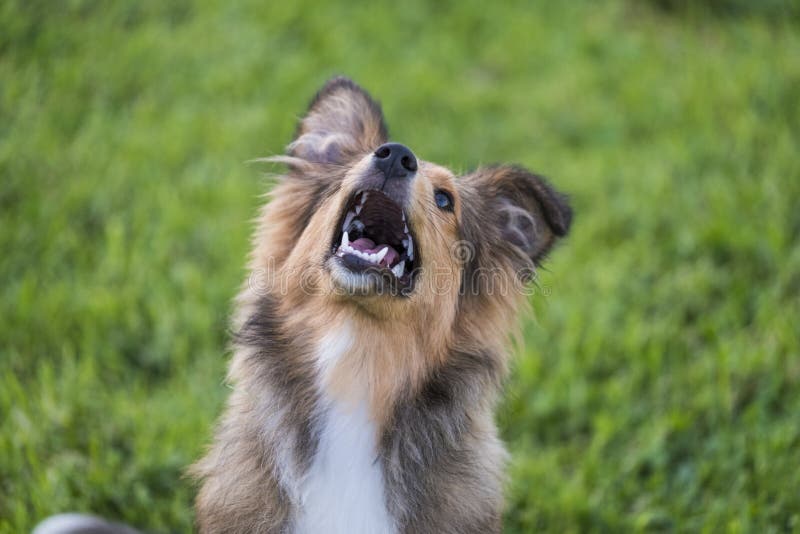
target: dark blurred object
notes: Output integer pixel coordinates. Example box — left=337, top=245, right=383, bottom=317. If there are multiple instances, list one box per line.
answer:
left=644, top=0, right=800, bottom=20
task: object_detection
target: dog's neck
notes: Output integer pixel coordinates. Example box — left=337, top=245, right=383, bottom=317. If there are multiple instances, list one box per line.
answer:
left=283, top=297, right=450, bottom=426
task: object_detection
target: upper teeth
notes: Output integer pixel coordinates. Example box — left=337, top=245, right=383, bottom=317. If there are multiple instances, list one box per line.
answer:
left=343, top=211, right=355, bottom=232
left=403, top=237, right=413, bottom=261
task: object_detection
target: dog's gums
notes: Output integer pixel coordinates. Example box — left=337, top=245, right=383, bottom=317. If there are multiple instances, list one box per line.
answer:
left=331, top=190, right=417, bottom=287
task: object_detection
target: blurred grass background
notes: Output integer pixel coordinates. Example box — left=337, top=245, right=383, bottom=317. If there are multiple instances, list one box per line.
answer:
left=2, top=0, right=799, bottom=532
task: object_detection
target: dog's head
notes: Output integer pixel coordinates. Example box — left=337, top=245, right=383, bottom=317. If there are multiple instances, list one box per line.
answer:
left=262, top=77, right=571, bottom=326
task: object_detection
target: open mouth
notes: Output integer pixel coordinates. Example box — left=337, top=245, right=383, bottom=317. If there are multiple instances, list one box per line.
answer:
left=331, top=190, right=418, bottom=290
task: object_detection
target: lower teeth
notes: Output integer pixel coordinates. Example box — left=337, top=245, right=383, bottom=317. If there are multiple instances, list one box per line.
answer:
left=391, top=262, right=405, bottom=278
left=338, top=244, right=406, bottom=280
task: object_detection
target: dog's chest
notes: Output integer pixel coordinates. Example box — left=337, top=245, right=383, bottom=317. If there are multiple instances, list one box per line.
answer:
left=293, top=325, right=396, bottom=534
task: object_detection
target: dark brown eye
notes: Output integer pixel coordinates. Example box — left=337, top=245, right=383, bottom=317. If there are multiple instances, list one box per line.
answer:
left=434, top=189, right=454, bottom=211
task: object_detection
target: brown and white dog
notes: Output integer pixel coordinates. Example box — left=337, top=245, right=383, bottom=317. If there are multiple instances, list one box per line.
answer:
left=189, top=77, right=572, bottom=534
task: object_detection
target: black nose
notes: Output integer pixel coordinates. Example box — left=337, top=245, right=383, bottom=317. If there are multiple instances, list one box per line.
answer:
left=373, top=142, right=417, bottom=178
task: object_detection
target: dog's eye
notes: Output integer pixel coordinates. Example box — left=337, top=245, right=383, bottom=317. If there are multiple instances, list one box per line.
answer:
left=434, top=190, right=454, bottom=212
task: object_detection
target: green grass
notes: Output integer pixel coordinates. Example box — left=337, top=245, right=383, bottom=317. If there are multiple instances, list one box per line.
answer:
left=2, top=0, right=799, bottom=532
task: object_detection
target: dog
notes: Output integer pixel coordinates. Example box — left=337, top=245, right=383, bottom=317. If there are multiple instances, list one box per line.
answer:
left=35, top=77, right=571, bottom=534
left=192, top=77, right=571, bottom=533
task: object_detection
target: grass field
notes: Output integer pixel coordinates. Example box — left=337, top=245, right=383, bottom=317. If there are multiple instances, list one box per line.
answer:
left=2, top=0, right=799, bottom=532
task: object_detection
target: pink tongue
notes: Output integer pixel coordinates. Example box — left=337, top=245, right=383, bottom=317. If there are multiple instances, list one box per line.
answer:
left=350, top=237, right=375, bottom=251
left=349, top=238, right=400, bottom=267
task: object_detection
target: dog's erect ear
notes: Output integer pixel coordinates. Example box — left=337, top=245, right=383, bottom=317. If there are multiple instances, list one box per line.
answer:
left=462, top=165, right=572, bottom=273
left=288, top=77, right=388, bottom=165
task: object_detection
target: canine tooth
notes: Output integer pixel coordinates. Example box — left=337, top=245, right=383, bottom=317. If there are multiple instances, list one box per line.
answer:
left=355, top=204, right=362, bottom=215
left=341, top=231, right=350, bottom=248
left=375, top=247, right=389, bottom=263
left=392, top=262, right=405, bottom=278
left=360, top=192, right=369, bottom=205
left=404, top=223, right=409, bottom=234
left=407, top=236, right=413, bottom=260
left=343, top=211, right=355, bottom=231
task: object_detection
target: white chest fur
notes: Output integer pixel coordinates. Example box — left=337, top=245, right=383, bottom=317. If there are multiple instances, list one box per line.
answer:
left=293, top=325, right=396, bottom=534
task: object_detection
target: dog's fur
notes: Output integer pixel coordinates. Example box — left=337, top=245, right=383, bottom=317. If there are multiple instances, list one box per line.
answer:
left=191, top=77, right=572, bottom=534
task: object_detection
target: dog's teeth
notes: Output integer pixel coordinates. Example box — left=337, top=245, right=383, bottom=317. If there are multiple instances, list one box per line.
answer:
left=360, top=193, right=369, bottom=205
left=343, top=211, right=355, bottom=231
left=392, top=262, right=405, bottom=278
left=341, top=231, right=350, bottom=248
left=402, top=212, right=406, bottom=221
left=402, top=236, right=414, bottom=260
left=375, top=247, right=388, bottom=263
left=355, top=204, right=362, bottom=215
left=404, top=223, right=409, bottom=234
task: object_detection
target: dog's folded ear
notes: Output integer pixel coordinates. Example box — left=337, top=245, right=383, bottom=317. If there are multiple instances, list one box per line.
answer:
left=288, top=76, right=388, bottom=165
left=462, top=165, right=572, bottom=275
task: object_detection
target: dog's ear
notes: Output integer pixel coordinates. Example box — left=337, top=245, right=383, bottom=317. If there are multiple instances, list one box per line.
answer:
left=288, top=77, right=388, bottom=165
left=461, top=165, right=572, bottom=275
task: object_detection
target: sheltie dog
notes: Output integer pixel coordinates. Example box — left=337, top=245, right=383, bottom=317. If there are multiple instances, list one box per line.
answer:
left=36, top=77, right=571, bottom=534
left=190, top=77, right=572, bottom=533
